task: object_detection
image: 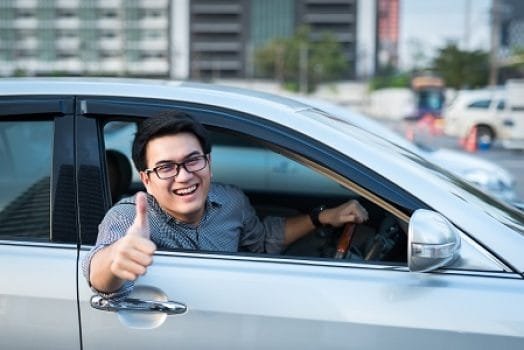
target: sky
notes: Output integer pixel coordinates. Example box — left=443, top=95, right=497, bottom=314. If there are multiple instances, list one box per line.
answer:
left=399, top=0, right=492, bottom=69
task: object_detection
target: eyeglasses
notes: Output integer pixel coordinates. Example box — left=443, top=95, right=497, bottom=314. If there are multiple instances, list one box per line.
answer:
left=144, top=155, right=208, bottom=180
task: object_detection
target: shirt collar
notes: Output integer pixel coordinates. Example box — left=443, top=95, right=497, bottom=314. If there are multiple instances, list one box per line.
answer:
left=207, top=184, right=224, bottom=208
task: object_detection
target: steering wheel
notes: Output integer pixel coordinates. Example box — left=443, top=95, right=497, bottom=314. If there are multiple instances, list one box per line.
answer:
left=333, top=223, right=356, bottom=259
left=363, top=214, right=403, bottom=261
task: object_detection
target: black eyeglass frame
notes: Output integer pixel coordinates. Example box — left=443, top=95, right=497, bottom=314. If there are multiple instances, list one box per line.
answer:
left=144, top=154, right=209, bottom=180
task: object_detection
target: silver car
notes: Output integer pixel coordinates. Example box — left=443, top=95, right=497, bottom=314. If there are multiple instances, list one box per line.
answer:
left=0, top=78, right=523, bottom=350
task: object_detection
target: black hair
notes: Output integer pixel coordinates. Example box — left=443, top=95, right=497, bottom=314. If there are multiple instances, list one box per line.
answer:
left=131, top=111, right=211, bottom=171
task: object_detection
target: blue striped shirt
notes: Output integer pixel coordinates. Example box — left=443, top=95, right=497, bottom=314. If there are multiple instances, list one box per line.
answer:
left=82, top=183, right=285, bottom=297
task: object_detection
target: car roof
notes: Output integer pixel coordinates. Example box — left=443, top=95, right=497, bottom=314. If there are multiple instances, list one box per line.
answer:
left=453, top=88, right=505, bottom=102
left=0, top=77, right=310, bottom=112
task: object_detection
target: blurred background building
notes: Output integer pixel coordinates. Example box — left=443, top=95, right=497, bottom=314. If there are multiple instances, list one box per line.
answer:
left=0, top=0, right=171, bottom=77
left=500, top=0, right=524, bottom=51
left=0, top=0, right=395, bottom=80
left=375, top=0, right=399, bottom=73
left=189, top=0, right=362, bottom=79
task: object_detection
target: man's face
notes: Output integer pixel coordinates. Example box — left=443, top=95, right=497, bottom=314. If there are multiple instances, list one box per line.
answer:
left=140, top=132, right=211, bottom=225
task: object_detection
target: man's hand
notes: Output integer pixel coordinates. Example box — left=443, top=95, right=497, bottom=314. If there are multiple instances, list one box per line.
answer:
left=321, top=200, right=369, bottom=228
left=109, top=192, right=157, bottom=281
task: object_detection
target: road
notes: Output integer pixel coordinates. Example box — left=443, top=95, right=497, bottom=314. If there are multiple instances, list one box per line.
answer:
left=379, top=118, right=524, bottom=202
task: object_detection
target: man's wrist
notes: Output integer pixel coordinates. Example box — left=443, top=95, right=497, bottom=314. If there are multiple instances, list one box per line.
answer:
left=309, top=205, right=327, bottom=228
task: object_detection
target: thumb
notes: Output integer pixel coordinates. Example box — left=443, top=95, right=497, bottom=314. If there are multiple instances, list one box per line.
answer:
left=127, top=191, right=150, bottom=239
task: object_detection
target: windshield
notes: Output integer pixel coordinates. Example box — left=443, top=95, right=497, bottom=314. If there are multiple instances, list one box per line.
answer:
left=417, top=89, right=445, bottom=111
left=311, top=111, right=524, bottom=233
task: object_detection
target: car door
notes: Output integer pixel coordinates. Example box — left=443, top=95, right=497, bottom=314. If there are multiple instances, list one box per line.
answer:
left=501, top=103, right=524, bottom=148
left=77, top=97, right=524, bottom=350
left=0, top=97, right=80, bottom=350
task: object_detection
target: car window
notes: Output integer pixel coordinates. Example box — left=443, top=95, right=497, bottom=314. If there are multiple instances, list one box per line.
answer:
left=209, top=129, right=350, bottom=197
left=467, top=99, right=491, bottom=109
left=102, top=120, right=408, bottom=265
left=0, top=121, right=53, bottom=242
left=103, top=121, right=352, bottom=199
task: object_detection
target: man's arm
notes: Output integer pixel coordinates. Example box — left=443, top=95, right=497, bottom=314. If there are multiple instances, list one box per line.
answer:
left=284, top=200, right=368, bottom=246
left=89, top=192, right=156, bottom=294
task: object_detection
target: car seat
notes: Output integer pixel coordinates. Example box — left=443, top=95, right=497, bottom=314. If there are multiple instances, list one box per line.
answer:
left=106, top=149, right=132, bottom=204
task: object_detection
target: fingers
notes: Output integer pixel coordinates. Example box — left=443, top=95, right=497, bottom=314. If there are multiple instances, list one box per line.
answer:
left=347, top=200, right=368, bottom=220
left=127, top=191, right=150, bottom=239
left=111, top=246, right=155, bottom=281
left=111, top=235, right=156, bottom=281
left=111, top=256, right=149, bottom=281
left=340, top=213, right=363, bottom=224
left=112, top=192, right=156, bottom=281
left=328, top=200, right=368, bottom=226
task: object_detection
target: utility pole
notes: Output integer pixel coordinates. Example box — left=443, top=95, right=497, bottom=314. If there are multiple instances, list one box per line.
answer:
left=299, top=43, right=308, bottom=94
left=275, top=43, right=284, bottom=83
left=464, top=0, right=471, bottom=50
left=489, top=0, right=501, bottom=86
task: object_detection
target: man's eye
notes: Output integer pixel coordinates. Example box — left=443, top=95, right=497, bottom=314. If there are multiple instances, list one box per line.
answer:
left=157, top=164, right=176, bottom=173
left=185, top=158, right=200, bottom=166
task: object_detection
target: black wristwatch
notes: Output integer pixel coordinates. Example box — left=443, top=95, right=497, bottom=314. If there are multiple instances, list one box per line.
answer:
left=309, top=205, right=327, bottom=228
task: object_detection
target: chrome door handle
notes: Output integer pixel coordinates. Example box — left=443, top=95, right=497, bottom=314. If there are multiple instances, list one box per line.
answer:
left=90, top=295, right=187, bottom=315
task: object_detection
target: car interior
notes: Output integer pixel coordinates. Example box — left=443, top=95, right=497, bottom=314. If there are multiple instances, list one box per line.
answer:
left=103, top=120, right=409, bottom=265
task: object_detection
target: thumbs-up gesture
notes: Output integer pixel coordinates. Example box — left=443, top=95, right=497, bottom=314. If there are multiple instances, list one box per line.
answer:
left=109, top=192, right=157, bottom=282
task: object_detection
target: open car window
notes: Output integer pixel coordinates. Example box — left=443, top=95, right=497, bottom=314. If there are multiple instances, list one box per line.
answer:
left=103, top=120, right=409, bottom=265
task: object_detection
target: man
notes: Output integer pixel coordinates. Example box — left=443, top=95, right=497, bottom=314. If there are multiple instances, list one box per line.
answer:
left=84, top=111, right=368, bottom=296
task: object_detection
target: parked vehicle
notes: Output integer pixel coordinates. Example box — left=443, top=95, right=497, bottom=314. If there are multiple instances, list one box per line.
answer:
left=0, top=78, right=523, bottom=350
left=443, top=85, right=524, bottom=149
left=501, top=79, right=524, bottom=149
left=290, top=96, right=518, bottom=204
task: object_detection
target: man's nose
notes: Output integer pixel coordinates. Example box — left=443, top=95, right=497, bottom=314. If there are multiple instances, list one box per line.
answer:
left=175, top=165, right=193, bottom=181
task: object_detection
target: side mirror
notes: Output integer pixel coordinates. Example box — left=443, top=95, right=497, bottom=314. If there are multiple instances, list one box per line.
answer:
left=408, top=209, right=461, bottom=272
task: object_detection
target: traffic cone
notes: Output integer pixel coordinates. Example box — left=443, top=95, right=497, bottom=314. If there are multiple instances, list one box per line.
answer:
left=405, top=124, right=415, bottom=141
left=431, top=117, right=444, bottom=136
left=464, top=126, right=477, bottom=153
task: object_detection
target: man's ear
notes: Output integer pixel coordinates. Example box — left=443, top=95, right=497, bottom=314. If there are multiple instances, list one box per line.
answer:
left=207, top=154, right=212, bottom=177
left=139, top=171, right=151, bottom=192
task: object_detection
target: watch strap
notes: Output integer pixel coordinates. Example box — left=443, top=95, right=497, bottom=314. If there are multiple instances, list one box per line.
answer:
left=309, top=205, right=326, bottom=228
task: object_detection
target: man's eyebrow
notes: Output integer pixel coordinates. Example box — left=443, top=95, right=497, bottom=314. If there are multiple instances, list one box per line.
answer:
left=154, top=151, right=202, bottom=166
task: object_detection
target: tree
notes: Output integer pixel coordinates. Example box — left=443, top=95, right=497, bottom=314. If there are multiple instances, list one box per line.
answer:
left=432, top=43, right=489, bottom=89
left=499, top=47, right=524, bottom=81
left=254, top=26, right=348, bottom=92
left=368, top=64, right=411, bottom=91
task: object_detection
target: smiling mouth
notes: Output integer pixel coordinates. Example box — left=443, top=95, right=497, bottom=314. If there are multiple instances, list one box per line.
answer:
left=173, top=184, right=198, bottom=196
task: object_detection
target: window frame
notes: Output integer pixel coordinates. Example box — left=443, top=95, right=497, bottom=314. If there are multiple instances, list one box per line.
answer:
left=467, top=99, right=492, bottom=109
left=78, top=96, right=426, bottom=250
left=0, top=96, right=77, bottom=245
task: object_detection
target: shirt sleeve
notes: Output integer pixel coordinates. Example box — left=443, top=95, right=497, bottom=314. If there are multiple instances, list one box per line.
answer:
left=237, top=190, right=286, bottom=254
left=81, top=200, right=137, bottom=300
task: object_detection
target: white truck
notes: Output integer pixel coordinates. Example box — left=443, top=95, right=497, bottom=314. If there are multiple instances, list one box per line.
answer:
left=501, top=79, right=524, bottom=149
left=443, top=79, right=524, bottom=149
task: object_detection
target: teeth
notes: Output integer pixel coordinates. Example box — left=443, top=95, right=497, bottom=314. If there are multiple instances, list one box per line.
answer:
left=175, top=184, right=197, bottom=195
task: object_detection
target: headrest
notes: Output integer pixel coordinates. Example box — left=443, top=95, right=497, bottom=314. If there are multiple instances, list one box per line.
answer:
left=106, top=149, right=132, bottom=203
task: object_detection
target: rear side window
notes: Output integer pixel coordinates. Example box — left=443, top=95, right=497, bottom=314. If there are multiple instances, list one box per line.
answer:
left=468, top=99, right=491, bottom=109
left=0, top=121, right=53, bottom=242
